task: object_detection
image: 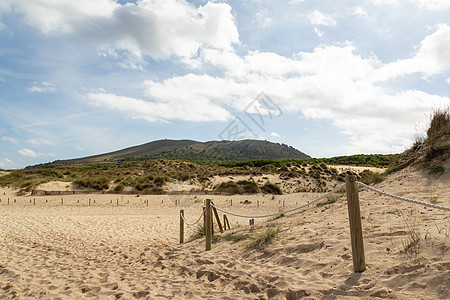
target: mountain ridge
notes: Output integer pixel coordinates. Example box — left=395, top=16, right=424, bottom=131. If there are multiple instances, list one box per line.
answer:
left=28, top=139, right=310, bottom=168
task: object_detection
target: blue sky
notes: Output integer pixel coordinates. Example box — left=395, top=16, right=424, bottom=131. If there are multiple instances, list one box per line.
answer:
left=0, top=0, right=449, bottom=169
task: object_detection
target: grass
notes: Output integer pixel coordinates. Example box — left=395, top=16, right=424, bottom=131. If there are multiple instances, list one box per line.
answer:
left=316, top=195, right=340, bottom=207
left=220, top=233, right=249, bottom=243
left=400, top=209, right=421, bottom=258
left=429, top=166, right=445, bottom=176
left=189, top=223, right=206, bottom=241
left=246, top=226, right=279, bottom=250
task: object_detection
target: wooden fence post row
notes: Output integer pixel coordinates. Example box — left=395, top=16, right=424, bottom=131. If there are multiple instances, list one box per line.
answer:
left=345, top=175, right=366, bottom=273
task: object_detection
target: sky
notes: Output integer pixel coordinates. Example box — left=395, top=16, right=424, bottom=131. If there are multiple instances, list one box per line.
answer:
left=0, top=0, right=449, bottom=169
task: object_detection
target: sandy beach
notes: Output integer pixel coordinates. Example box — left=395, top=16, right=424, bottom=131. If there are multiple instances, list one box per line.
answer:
left=0, top=163, right=449, bottom=299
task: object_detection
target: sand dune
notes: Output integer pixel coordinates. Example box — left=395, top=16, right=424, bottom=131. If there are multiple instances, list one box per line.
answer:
left=0, top=163, right=449, bottom=299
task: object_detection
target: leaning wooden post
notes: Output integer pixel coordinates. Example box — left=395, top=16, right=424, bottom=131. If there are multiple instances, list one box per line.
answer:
left=205, top=199, right=212, bottom=251
left=180, top=209, right=185, bottom=244
left=345, top=175, right=366, bottom=273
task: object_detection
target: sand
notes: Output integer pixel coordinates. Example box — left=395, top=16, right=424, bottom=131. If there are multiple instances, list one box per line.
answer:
left=0, top=163, right=449, bottom=299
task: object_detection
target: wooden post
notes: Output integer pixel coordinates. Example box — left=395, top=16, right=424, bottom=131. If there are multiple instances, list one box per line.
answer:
left=230, top=199, right=232, bottom=206
left=89, top=199, right=91, bottom=206
left=180, top=210, right=185, bottom=244
left=8, top=198, right=9, bottom=205
left=223, top=215, right=231, bottom=230
left=345, top=175, right=366, bottom=273
left=283, top=200, right=285, bottom=207
left=33, top=198, right=36, bottom=206
left=117, top=199, right=119, bottom=206
left=257, top=200, right=259, bottom=207
left=205, top=199, right=212, bottom=251
left=147, top=199, right=149, bottom=206
left=212, top=206, right=224, bottom=233
left=61, top=198, right=63, bottom=205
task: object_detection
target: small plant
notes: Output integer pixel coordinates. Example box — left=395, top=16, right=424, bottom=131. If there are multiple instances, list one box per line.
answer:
left=189, top=224, right=206, bottom=241
left=429, top=166, right=444, bottom=176
left=401, top=210, right=421, bottom=258
left=221, top=233, right=249, bottom=243
left=261, top=182, right=283, bottom=195
left=316, top=195, right=340, bottom=207
left=247, top=226, right=279, bottom=250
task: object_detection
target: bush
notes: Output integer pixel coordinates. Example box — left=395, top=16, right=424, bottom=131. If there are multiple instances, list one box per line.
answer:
left=260, top=182, right=282, bottom=195
left=114, top=184, right=125, bottom=192
left=237, top=180, right=260, bottom=194
left=215, top=181, right=242, bottom=194
left=427, top=108, right=449, bottom=140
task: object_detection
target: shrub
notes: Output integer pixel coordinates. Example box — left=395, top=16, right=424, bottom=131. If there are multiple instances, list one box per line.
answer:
left=114, top=184, right=125, bottom=192
left=247, top=226, right=279, bottom=249
left=215, top=181, right=242, bottom=194
left=260, top=182, right=282, bottom=195
left=359, top=170, right=385, bottom=185
left=427, top=108, right=449, bottom=140
left=237, top=180, right=260, bottom=194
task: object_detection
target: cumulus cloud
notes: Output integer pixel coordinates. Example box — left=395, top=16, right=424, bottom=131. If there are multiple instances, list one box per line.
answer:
left=18, top=148, right=56, bottom=158
left=376, top=24, right=450, bottom=79
left=26, top=81, right=56, bottom=93
left=1, top=136, right=19, bottom=144
left=5, top=0, right=239, bottom=61
left=308, top=10, right=336, bottom=26
left=87, top=89, right=230, bottom=122
left=89, top=27, right=448, bottom=153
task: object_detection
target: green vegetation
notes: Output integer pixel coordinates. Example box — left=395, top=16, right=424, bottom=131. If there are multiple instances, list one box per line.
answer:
left=429, top=166, right=445, bottom=176
left=220, top=233, right=250, bottom=243
left=261, top=182, right=283, bottom=195
left=388, top=107, right=449, bottom=174
left=316, top=195, right=340, bottom=207
left=247, top=226, right=279, bottom=250
left=310, top=154, right=396, bottom=167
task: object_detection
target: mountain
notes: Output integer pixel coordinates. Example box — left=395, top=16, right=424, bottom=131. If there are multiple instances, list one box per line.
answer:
left=29, top=139, right=310, bottom=168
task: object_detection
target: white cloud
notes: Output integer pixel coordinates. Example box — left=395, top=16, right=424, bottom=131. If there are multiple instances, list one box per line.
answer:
left=26, top=81, right=56, bottom=93
left=6, top=0, right=239, bottom=61
left=0, top=158, right=14, bottom=169
left=253, top=9, right=273, bottom=28
left=375, top=24, right=450, bottom=79
left=308, top=10, right=336, bottom=26
left=27, top=138, right=55, bottom=145
left=1, top=136, right=19, bottom=144
left=18, top=148, right=39, bottom=157
left=373, top=0, right=450, bottom=10
left=313, top=27, right=323, bottom=37
left=270, top=132, right=281, bottom=138
left=95, top=30, right=447, bottom=154
left=447, top=78, right=450, bottom=84
left=87, top=88, right=230, bottom=123
left=352, top=7, right=368, bottom=17
left=288, top=0, right=305, bottom=4
left=410, top=0, right=450, bottom=10
left=18, top=148, right=56, bottom=158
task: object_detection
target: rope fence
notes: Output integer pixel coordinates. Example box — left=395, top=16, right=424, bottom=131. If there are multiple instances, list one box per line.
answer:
left=356, top=181, right=450, bottom=211
left=180, top=175, right=449, bottom=273
left=210, top=183, right=346, bottom=219
left=180, top=208, right=204, bottom=227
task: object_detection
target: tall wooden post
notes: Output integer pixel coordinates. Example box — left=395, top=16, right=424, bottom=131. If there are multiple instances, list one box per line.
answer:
left=180, top=210, right=185, bottom=244
left=345, top=175, right=366, bottom=273
left=205, top=199, right=212, bottom=251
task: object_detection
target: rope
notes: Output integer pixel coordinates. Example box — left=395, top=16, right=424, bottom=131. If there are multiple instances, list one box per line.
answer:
left=210, top=184, right=346, bottom=219
left=356, top=181, right=450, bottom=211
left=180, top=210, right=204, bottom=226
